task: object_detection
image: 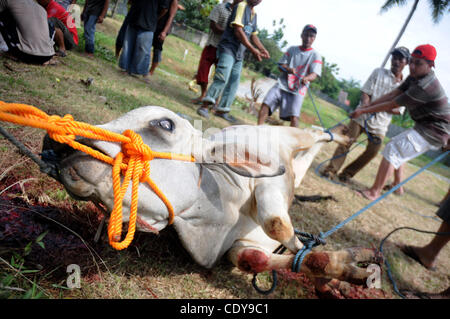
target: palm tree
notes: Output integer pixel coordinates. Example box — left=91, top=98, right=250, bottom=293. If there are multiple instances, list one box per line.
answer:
left=380, top=0, right=450, bottom=67
left=381, top=0, right=450, bottom=23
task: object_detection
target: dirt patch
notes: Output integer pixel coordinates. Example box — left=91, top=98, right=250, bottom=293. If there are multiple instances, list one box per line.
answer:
left=300, top=112, right=318, bottom=125
left=0, top=195, right=104, bottom=280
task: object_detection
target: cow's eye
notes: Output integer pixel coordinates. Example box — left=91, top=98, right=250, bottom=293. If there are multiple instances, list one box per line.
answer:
left=150, top=118, right=174, bottom=132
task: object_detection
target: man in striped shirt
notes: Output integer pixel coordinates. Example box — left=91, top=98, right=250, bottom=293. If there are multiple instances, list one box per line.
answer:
left=351, top=44, right=450, bottom=201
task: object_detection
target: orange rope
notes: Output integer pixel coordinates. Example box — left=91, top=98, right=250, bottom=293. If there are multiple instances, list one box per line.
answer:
left=0, top=101, right=195, bottom=250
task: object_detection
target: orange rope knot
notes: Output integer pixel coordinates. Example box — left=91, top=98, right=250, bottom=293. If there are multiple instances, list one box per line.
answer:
left=0, top=101, right=195, bottom=250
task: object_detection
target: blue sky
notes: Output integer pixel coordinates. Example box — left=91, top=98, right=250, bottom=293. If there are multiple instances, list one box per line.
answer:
left=255, top=0, right=450, bottom=94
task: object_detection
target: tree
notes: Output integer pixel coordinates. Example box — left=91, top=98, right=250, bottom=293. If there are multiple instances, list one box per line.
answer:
left=175, top=0, right=220, bottom=31
left=381, top=0, right=450, bottom=23
left=244, top=19, right=287, bottom=77
left=379, top=0, right=449, bottom=67
left=310, top=58, right=341, bottom=100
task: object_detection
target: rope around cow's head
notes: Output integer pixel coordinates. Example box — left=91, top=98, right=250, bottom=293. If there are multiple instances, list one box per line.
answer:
left=0, top=101, right=195, bottom=250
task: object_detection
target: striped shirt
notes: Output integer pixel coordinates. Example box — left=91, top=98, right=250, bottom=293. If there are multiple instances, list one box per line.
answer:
left=206, top=2, right=233, bottom=48
left=354, top=68, right=405, bottom=136
left=218, top=0, right=258, bottom=61
left=395, top=71, right=450, bottom=148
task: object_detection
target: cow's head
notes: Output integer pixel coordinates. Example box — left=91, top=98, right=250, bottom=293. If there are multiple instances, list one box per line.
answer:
left=42, top=106, right=285, bottom=231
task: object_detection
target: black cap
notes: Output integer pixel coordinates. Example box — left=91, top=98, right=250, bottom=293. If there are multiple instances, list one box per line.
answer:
left=391, top=46, right=410, bottom=60
left=303, top=24, right=317, bottom=34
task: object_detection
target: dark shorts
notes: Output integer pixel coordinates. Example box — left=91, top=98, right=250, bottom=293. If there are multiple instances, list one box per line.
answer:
left=263, top=84, right=305, bottom=121
left=437, top=196, right=450, bottom=223
left=48, top=17, right=76, bottom=50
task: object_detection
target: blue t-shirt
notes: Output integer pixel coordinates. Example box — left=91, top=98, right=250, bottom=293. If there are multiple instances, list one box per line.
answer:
left=218, top=1, right=258, bottom=61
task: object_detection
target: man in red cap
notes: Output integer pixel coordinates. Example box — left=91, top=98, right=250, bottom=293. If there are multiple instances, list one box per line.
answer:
left=350, top=44, right=450, bottom=201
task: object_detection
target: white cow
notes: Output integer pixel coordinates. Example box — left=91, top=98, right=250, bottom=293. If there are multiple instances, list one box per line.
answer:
left=43, top=106, right=381, bottom=289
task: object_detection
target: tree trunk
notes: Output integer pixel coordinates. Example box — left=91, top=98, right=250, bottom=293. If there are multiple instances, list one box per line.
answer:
left=380, top=0, right=419, bottom=68
left=110, top=0, right=120, bottom=18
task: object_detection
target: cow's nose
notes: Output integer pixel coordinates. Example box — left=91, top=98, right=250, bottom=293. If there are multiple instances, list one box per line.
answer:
left=41, top=134, right=76, bottom=166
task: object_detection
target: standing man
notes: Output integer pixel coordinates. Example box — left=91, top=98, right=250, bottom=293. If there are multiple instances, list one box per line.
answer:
left=321, top=47, right=410, bottom=186
left=257, top=24, right=322, bottom=128
left=399, top=195, right=450, bottom=299
left=191, top=0, right=238, bottom=104
left=81, top=0, right=109, bottom=58
left=197, top=0, right=270, bottom=123
left=118, top=0, right=169, bottom=83
left=351, top=44, right=450, bottom=201
left=148, top=0, right=182, bottom=76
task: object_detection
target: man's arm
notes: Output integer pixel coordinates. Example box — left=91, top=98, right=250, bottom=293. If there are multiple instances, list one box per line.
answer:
left=359, top=92, right=371, bottom=107
left=250, top=33, right=269, bottom=59
left=350, top=100, right=400, bottom=119
left=210, top=20, right=226, bottom=35
left=234, top=26, right=262, bottom=61
left=301, top=72, right=318, bottom=86
left=159, top=0, right=178, bottom=41
left=368, top=88, right=403, bottom=107
left=97, top=0, right=109, bottom=23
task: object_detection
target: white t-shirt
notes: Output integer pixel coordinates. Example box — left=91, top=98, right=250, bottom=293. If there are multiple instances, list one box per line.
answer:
left=354, top=68, right=405, bottom=136
left=277, top=46, right=322, bottom=96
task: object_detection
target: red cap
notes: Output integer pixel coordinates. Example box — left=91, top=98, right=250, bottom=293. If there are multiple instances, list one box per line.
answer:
left=411, top=44, right=437, bottom=66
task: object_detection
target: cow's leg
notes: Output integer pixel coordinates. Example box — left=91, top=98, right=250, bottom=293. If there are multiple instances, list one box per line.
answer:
left=228, top=245, right=382, bottom=284
left=254, top=185, right=302, bottom=253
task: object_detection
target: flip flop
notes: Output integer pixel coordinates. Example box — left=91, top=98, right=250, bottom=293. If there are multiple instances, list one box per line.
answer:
left=399, top=244, right=436, bottom=271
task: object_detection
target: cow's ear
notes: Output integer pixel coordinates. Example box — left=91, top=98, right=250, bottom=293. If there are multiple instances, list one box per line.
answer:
left=198, top=141, right=285, bottom=178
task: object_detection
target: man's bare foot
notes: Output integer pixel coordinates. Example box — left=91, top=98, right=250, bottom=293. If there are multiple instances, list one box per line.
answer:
left=399, top=244, right=436, bottom=270
left=358, top=189, right=379, bottom=201
left=383, top=184, right=404, bottom=195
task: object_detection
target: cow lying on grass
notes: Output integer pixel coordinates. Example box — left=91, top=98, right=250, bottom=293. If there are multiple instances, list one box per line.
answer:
left=42, top=106, right=382, bottom=293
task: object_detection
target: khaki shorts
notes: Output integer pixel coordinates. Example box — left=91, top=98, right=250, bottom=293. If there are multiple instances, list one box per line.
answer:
left=382, top=128, right=439, bottom=169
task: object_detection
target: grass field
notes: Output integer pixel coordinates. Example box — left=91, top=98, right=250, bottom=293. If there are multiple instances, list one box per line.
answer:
left=0, top=16, right=449, bottom=299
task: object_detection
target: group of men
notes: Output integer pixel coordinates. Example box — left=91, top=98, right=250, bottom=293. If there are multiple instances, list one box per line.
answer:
left=116, top=0, right=181, bottom=83
left=192, top=0, right=323, bottom=126
left=189, top=0, right=449, bottom=298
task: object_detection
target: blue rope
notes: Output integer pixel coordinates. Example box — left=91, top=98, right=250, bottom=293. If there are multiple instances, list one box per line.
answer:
left=291, top=150, right=449, bottom=275
left=379, top=227, right=450, bottom=299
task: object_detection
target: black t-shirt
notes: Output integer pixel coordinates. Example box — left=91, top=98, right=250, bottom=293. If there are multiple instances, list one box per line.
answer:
left=128, top=0, right=170, bottom=32
left=84, top=0, right=107, bottom=17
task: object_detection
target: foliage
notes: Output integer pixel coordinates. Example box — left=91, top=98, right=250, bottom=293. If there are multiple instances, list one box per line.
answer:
left=381, top=0, right=450, bottom=23
left=339, top=78, right=362, bottom=109
left=310, top=57, right=341, bottom=100
left=175, top=0, right=220, bottom=31
left=244, top=19, right=288, bottom=77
